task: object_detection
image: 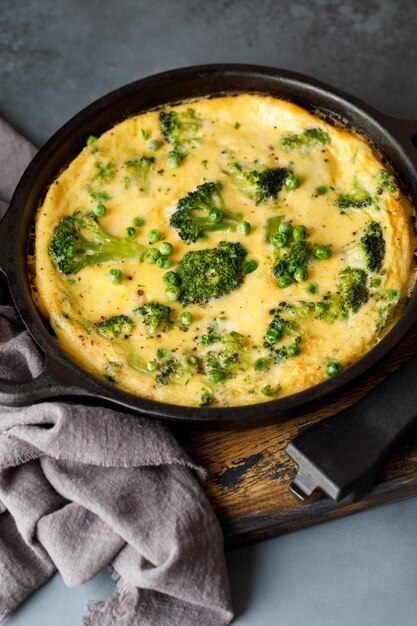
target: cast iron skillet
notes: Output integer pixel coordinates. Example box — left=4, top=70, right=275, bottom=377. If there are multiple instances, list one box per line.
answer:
left=0, top=64, right=416, bottom=424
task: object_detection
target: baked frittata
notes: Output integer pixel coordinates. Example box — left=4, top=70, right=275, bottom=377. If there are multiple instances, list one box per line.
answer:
left=32, top=94, right=416, bottom=407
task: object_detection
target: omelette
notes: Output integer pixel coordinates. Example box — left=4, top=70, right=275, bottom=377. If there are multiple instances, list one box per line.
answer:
left=32, top=94, right=416, bottom=407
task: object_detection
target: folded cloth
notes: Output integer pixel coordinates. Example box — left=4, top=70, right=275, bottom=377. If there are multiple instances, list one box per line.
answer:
left=0, top=119, right=233, bottom=626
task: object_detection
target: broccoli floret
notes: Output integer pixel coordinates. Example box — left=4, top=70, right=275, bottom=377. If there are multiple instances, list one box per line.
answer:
left=155, top=357, right=178, bottom=385
left=49, top=212, right=150, bottom=275
left=170, top=182, right=242, bottom=243
left=303, top=128, right=331, bottom=145
left=197, top=389, right=212, bottom=406
left=362, top=222, right=385, bottom=272
left=376, top=169, right=398, bottom=193
left=94, top=161, right=116, bottom=183
left=376, top=305, right=393, bottom=330
left=375, top=289, right=402, bottom=330
left=104, top=360, right=122, bottom=383
left=176, top=241, right=247, bottom=305
left=160, top=108, right=204, bottom=159
left=272, top=241, right=313, bottom=280
left=278, top=267, right=370, bottom=324
left=221, top=156, right=291, bottom=205
left=281, top=127, right=331, bottom=151
left=203, top=331, right=245, bottom=380
left=133, top=302, right=172, bottom=336
left=287, top=268, right=369, bottom=323
left=87, top=186, right=111, bottom=202
left=125, top=156, right=155, bottom=193
left=264, top=315, right=293, bottom=345
left=346, top=222, right=385, bottom=273
left=261, top=384, right=282, bottom=397
left=335, top=190, right=372, bottom=210
left=263, top=312, right=302, bottom=364
left=337, top=267, right=369, bottom=316
left=199, top=325, right=221, bottom=345
left=95, top=315, right=134, bottom=340
left=279, top=300, right=316, bottom=319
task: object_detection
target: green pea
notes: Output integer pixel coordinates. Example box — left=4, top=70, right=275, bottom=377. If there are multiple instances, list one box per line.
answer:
left=265, top=327, right=281, bottom=344
left=156, top=256, right=172, bottom=269
left=293, top=225, right=309, bottom=241
left=286, top=343, right=300, bottom=357
left=386, top=288, right=401, bottom=301
left=314, top=244, right=332, bottom=260
left=316, top=185, right=329, bottom=195
left=326, top=361, right=343, bottom=377
left=244, top=260, right=258, bottom=274
left=147, top=139, right=160, bottom=151
left=150, top=248, right=161, bottom=260
left=294, top=267, right=308, bottom=282
left=284, top=173, right=301, bottom=190
left=133, top=217, right=145, bottom=227
left=165, top=286, right=181, bottom=301
left=144, top=248, right=160, bottom=264
left=209, top=369, right=225, bottom=384
left=315, top=302, right=328, bottom=316
left=370, top=278, right=381, bottom=288
left=208, top=207, right=222, bottom=222
left=180, top=311, right=192, bottom=326
left=278, top=221, right=293, bottom=237
left=86, top=135, right=97, bottom=145
left=238, top=221, right=251, bottom=236
left=163, top=271, right=180, bottom=286
left=307, top=283, right=319, bottom=294
left=147, top=361, right=158, bottom=372
left=94, top=203, right=106, bottom=217
left=271, top=232, right=287, bottom=248
left=199, top=334, right=210, bottom=345
left=125, top=226, right=136, bottom=238
left=148, top=229, right=161, bottom=244
left=167, top=153, right=180, bottom=168
left=159, top=241, right=173, bottom=256
left=261, top=385, right=275, bottom=397
left=278, top=274, right=293, bottom=288
left=108, top=268, right=122, bottom=284
left=254, top=358, right=269, bottom=371
left=157, top=348, right=167, bottom=358
left=198, top=389, right=212, bottom=406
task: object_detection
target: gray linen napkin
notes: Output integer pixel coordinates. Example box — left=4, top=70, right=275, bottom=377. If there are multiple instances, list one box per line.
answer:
left=0, top=119, right=233, bottom=626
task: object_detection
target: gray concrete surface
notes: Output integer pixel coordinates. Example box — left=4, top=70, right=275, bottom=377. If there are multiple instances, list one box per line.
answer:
left=1, top=0, right=417, bottom=624
left=1, top=0, right=416, bottom=147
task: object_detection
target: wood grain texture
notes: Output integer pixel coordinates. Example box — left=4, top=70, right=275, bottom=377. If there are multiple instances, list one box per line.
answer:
left=174, top=323, right=417, bottom=545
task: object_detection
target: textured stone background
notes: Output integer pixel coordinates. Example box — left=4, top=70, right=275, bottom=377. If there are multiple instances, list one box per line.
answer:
left=2, top=1, right=417, bottom=625
left=0, top=0, right=416, bottom=146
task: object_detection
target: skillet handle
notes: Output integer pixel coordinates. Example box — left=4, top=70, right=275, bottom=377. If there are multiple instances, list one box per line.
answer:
left=285, top=352, right=417, bottom=502
left=0, top=205, right=13, bottom=274
left=0, top=208, right=98, bottom=406
left=0, top=361, right=94, bottom=407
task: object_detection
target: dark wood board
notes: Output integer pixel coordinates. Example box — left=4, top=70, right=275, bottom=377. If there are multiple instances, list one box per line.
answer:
left=174, top=323, right=417, bottom=546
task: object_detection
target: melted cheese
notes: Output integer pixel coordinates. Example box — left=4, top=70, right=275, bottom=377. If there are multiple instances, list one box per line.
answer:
left=32, top=95, right=416, bottom=407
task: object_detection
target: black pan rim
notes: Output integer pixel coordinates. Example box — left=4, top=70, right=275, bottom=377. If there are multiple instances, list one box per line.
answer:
left=3, top=63, right=417, bottom=423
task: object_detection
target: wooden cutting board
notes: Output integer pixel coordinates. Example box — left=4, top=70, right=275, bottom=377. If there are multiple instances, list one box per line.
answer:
left=174, top=323, right=417, bottom=545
